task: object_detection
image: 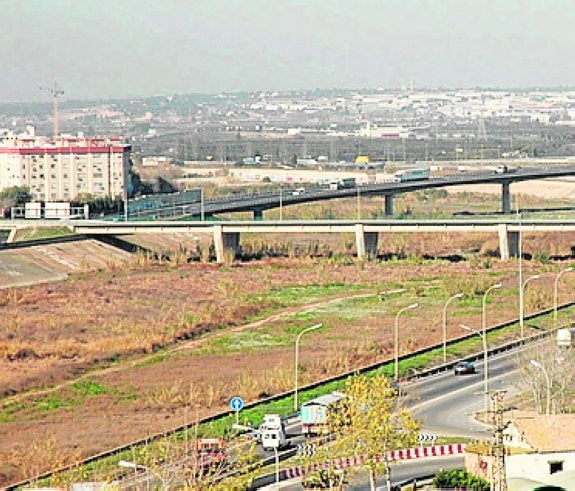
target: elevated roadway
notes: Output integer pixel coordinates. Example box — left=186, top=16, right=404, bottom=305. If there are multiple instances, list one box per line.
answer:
left=67, top=218, right=575, bottom=262
left=182, top=166, right=575, bottom=219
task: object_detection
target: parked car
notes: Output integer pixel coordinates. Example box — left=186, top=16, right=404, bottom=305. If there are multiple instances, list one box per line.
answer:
left=454, top=361, right=476, bottom=375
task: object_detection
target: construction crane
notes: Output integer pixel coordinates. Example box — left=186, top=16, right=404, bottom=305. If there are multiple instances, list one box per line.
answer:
left=39, top=82, right=64, bottom=139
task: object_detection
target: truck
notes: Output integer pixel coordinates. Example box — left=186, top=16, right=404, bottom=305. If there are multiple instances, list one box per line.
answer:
left=300, top=392, right=345, bottom=436
left=329, top=177, right=356, bottom=190
left=392, top=168, right=430, bottom=183
left=260, top=414, right=288, bottom=450
left=194, top=438, right=227, bottom=470
left=494, top=164, right=517, bottom=174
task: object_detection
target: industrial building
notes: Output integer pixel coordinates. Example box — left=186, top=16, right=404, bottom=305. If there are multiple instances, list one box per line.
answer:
left=0, top=134, right=131, bottom=201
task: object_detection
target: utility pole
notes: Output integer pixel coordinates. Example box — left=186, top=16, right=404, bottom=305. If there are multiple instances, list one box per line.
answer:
left=490, top=390, right=508, bottom=491
left=39, top=82, right=64, bottom=139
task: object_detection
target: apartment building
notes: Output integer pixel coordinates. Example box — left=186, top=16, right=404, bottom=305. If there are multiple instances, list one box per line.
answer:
left=0, top=135, right=131, bottom=201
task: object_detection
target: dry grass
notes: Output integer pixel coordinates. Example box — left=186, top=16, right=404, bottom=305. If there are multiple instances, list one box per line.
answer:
left=1, top=225, right=575, bottom=486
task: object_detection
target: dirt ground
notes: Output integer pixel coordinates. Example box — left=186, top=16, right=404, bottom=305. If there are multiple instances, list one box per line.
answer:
left=445, top=177, right=575, bottom=200
left=2, top=249, right=575, bottom=485
left=1, top=180, right=575, bottom=485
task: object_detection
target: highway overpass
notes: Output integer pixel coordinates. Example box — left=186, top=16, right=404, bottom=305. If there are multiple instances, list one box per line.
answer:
left=177, top=166, right=575, bottom=220
left=67, top=218, right=575, bottom=262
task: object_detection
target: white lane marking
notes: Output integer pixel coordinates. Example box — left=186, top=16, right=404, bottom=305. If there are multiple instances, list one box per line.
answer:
left=410, top=368, right=520, bottom=411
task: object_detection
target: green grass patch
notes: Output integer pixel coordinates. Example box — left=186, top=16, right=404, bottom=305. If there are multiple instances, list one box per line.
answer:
left=72, top=380, right=107, bottom=396
left=35, top=395, right=73, bottom=412
left=133, top=351, right=172, bottom=368
left=14, top=226, right=76, bottom=242
left=265, top=283, right=366, bottom=305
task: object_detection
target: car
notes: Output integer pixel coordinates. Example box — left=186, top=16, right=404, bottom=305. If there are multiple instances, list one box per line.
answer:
left=454, top=361, right=476, bottom=375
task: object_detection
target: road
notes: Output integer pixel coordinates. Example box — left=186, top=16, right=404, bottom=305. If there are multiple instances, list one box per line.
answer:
left=347, top=455, right=464, bottom=491
left=252, top=346, right=525, bottom=489
left=408, top=349, right=522, bottom=438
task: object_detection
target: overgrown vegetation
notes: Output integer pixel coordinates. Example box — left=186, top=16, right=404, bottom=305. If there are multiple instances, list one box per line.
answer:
left=433, top=469, right=490, bottom=490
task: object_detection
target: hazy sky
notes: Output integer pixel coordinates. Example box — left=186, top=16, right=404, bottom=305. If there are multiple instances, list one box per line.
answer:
left=1, top=0, right=574, bottom=102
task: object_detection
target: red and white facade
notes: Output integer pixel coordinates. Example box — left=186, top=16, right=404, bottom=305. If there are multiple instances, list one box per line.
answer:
left=0, top=135, right=131, bottom=201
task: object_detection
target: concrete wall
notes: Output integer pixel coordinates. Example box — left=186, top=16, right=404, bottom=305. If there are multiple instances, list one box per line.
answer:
left=506, top=451, right=575, bottom=482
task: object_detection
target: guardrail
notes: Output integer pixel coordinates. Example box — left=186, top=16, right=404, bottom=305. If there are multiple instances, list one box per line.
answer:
left=5, top=301, right=572, bottom=490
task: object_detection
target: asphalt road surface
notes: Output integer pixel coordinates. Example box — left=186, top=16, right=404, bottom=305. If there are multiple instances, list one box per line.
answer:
left=409, top=349, right=522, bottom=438
left=260, top=346, right=526, bottom=489
left=347, top=455, right=464, bottom=491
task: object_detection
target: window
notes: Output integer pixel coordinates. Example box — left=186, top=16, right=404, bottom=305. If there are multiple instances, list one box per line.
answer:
left=549, top=461, right=563, bottom=474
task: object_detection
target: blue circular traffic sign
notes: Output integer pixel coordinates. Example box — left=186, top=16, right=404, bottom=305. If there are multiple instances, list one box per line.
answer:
left=230, top=396, right=244, bottom=411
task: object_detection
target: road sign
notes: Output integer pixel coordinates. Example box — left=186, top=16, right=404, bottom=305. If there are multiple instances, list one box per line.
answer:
left=296, top=443, right=317, bottom=456
left=230, top=396, right=244, bottom=412
left=417, top=433, right=438, bottom=443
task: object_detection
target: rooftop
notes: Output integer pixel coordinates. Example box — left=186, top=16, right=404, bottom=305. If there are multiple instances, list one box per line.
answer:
left=507, top=411, right=575, bottom=452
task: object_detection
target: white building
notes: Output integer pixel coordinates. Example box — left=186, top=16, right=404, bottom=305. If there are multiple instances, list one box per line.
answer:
left=503, top=412, right=575, bottom=489
left=467, top=411, right=575, bottom=490
left=0, top=135, right=131, bottom=201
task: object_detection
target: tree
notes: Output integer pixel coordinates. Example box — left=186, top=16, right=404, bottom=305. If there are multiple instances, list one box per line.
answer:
left=0, top=186, right=31, bottom=210
left=517, top=338, right=575, bottom=414
left=303, top=375, right=419, bottom=491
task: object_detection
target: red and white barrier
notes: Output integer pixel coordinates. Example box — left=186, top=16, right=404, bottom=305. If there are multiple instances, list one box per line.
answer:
left=282, top=443, right=466, bottom=479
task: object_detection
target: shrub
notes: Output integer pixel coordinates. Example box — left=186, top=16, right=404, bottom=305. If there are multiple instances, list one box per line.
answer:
left=433, top=469, right=489, bottom=490
left=533, top=250, right=551, bottom=264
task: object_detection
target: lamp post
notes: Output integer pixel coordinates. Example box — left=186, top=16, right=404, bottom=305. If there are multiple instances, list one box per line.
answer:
left=481, top=283, right=502, bottom=411
left=394, top=303, right=419, bottom=381
left=460, top=324, right=489, bottom=413
left=294, top=323, right=323, bottom=411
left=118, top=460, right=166, bottom=490
left=442, top=293, right=463, bottom=363
left=554, top=267, right=573, bottom=325
left=356, top=185, right=361, bottom=220
left=273, top=447, right=280, bottom=483
left=279, top=184, right=283, bottom=221
left=519, top=275, right=541, bottom=339
left=530, top=360, right=551, bottom=415
left=200, top=187, right=205, bottom=221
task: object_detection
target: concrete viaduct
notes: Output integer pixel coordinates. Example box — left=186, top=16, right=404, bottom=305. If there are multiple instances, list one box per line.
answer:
left=68, top=219, right=575, bottom=263
left=181, top=166, right=575, bottom=220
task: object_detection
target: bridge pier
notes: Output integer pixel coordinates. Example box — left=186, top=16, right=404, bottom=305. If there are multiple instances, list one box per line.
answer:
left=355, top=224, right=379, bottom=259
left=384, top=195, right=394, bottom=216
left=501, top=182, right=511, bottom=214
left=213, top=225, right=240, bottom=263
left=498, top=224, right=519, bottom=260
left=253, top=208, right=264, bottom=220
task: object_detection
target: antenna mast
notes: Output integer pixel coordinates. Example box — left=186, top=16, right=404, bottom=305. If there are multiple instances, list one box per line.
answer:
left=39, top=83, right=65, bottom=139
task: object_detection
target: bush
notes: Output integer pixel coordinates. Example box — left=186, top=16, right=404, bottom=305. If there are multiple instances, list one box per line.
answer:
left=533, top=250, right=551, bottom=264
left=433, top=469, right=489, bottom=490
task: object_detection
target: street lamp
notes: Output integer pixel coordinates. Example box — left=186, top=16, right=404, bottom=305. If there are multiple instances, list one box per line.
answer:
left=273, top=447, right=280, bottom=483
left=294, top=323, right=323, bottom=411
left=519, top=275, right=541, bottom=339
left=118, top=460, right=166, bottom=489
left=530, top=360, right=551, bottom=415
left=554, top=267, right=573, bottom=325
left=442, top=293, right=464, bottom=363
left=394, top=303, right=419, bottom=381
left=460, top=324, right=489, bottom=413
left=200, top=187, right=205, bottom=221
left=480, top=283, right=502, bottom=411
left=279, top=184, right=283, bottom=221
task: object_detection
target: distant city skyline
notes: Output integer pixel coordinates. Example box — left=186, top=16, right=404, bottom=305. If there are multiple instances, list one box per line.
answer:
left=0, top=0, right=574, bottom=103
